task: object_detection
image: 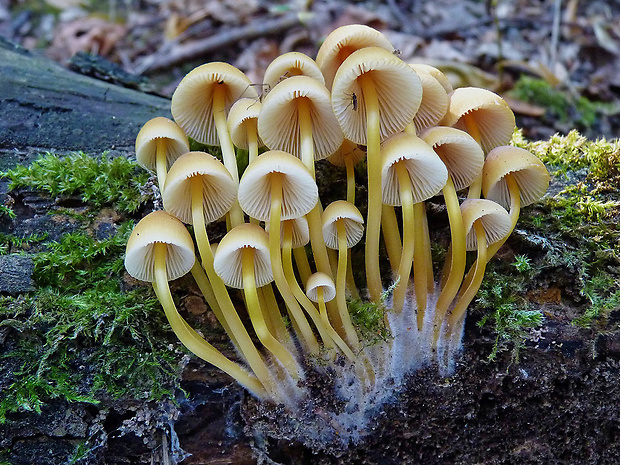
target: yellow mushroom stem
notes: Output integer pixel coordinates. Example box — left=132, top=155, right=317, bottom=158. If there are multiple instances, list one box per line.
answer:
left=392, top=163, right=415, bottom=314
left=155, top=138, right=168, bottom=193
left=258, top=284, right=293, bottom=347
left=247, top=122, right=259, bottom=165
left=241, top=247, right=300, bottom=377
left=432, top=176, right=466, bottom=338
left=212, top=84, right=245, bottom=227
left=413, top=201, right=428, bottom=329
left=268, top=173, right=320, bottom=354
left=188, top=176, right=276, bottom=395
left=421, top=206, right=435, bottom=294
left=382, top=204, right=402, bottom=273
left=190, top=262, right=240, bottom=351
left=344, top=156, right=356, bottom=204
left=359, top=72, right=383, bottom=303
left=298, top=97, right=334, bottom=282
left=459, top=174, right=521, bottom=296
left=336, top=220, right=360, bottom=349
left=346, top=251, right=360, bottom=300
left=151, top=242, right=267, bottom=398
left=446, top=220, right=488, bottom=336
left=281, top=226, right=355, bottom=360
left=291, top=247, right=311, bottom=288
left=464, top=114, right=484, bottom=199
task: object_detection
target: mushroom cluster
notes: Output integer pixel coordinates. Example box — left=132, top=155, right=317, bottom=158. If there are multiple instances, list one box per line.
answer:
left=126, top=24, right=550, bottom=440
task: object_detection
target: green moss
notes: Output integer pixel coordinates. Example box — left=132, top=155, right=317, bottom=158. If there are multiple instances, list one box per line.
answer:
left=510, top=76, right=615, bottom=129
left=0, top=152, right=184, bottom=424
left=509, top=130, right=620, bottom=329
left=2, top=152, right=151, bottom=214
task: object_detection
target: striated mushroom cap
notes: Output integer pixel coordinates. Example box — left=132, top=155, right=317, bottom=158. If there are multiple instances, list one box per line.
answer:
left=440, top=87, right=515, bottom=153
left=305, top=272, right=337, bottom=303
left=266, top=216, right=310, bottom=249
left=227, top=98, right=264, bottom=150
left=316, top=24, right=394, bottom=89
left=321, top=200, right=365, bottom=250
left=381, top=132, right=448, bottom=206
left=460, top=199, right=512, bottom=251
left=258, top=75, right=344, bottom=160
left=420, top=126, right=484, bottom=192
left=163, top=151, right=237, bottom=224
left=408, top=65, right=449, bottom=133
left=327, top=139, right=366, bottom=167
left=331, top=47, right=422, bottom=145
left=135, top=117, right=189, bottom=171
left=171, top=62, right=257, bottom=145
left=238, top=150, right=318, bottom=221
left=213, top=223, right=273, bottom=289
left=125, top=210, right=195, bottom=282
left=263, top=51, right=325, bottom=90
left=482, top=146, right=550, bottom=209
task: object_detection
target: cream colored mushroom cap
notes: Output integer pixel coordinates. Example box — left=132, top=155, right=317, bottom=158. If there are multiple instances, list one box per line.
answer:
left=316, top=24, right=393, bottom=89
left=265, top=217, right=310, bottom=249
left=238, top=150, right=318, bottom=221
left=212, top=223, right=273, bottom=289
left=408, top=63, right=453, bottom=94
left=162, top=151, right=236, bottom=224
left=331, top=47, right=422, bottom=145
left=321, top=200, right=364, bottom=250
left=258, top=75, right=344, bottom=160
left=420, top=126, right=484, bottom=192
left=135, top=117, right=189, bottom=171
left=262, top=52, right=325, bottom=90
left=305, top=272, right=337, bottom=303
left=227, top=98, right=263, bottom=150
left=327, top=139, right=366, bottom=167
left=482, top=146, right=550, bottom=208
left=381, top=132, right=448, bottom=206
left=408, top=65, right=449, bottom=133
left=125, top=210, right=195, bottom=283
left=171, top=62, right=257, bottom=145
left=440, top=87, right=515, bottom=153
left=460, top=199, right=511, bottom=251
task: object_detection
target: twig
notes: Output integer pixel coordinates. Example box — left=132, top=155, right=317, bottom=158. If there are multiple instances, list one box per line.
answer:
left=550, top=0, right=562, bottom=69
left=136, top=12, right=312, bottom=74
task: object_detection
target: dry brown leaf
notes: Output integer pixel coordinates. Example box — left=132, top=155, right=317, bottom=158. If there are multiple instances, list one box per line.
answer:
left=47, top=17, right=125, bottom=62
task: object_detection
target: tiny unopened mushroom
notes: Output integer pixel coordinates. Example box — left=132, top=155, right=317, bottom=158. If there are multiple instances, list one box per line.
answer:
left=135, top=117, right=189, bottom=193
left=125, top=210, right=267, bottom=398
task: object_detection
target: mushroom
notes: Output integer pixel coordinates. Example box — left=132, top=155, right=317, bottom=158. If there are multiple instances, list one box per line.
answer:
left=163, top=151, right=276, bottom=395
left=322, top=200, right=365, bottom=347
left=213, top=223, right=300, bottom=378
left=124, top=210, right=267, bottom=398
left=445, top=199, right=512, bottom=339
left=238, top=150, right=320, bottom=354
left=331, top=46, right=423, bottom=302
left=440, top=87, right=516, bottom=199
left=262, top=51, right=325, bottom=90
left=171, top=62, right=257, bottom=226
left=407, top=65, right=450, bottom=133
left=227, top=97, right=264, bottom=165
left=419, top=126, right=484, bottom=332
left=381, top=133, right=447, bottom=325
left=135, top=117, right=189, bottom=193
left=316, top=24, right=394, bottom=90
